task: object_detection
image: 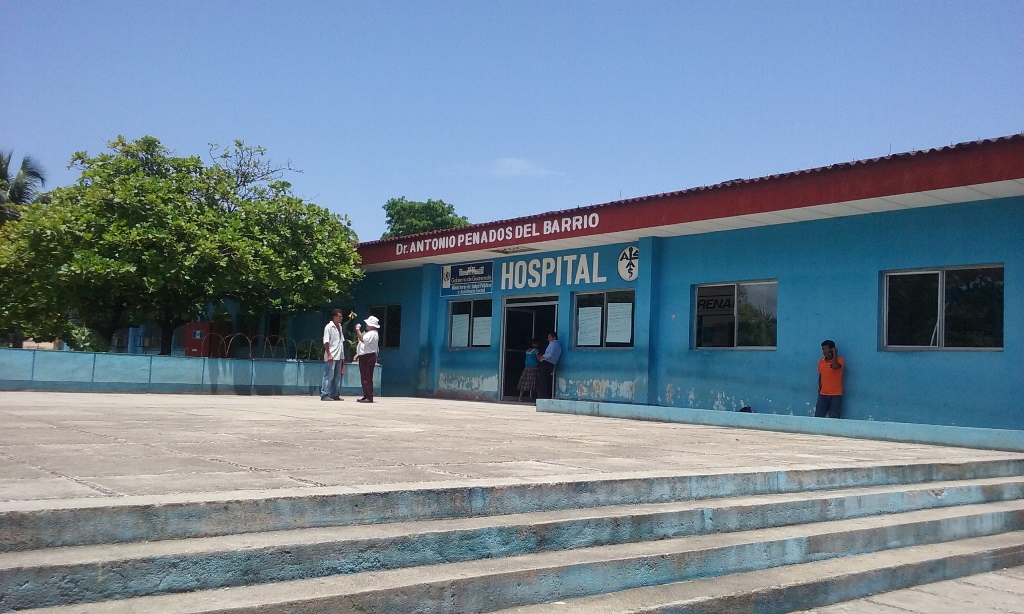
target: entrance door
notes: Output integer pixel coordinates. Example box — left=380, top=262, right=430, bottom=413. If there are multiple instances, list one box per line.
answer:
left=501, top=298, right=557, bottom=400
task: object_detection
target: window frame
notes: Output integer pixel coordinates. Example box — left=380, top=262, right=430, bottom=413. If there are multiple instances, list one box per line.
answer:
left=693, top=279, right=778, bottom=350
left=448, top=298, right=493, bottom=348
left=573, top=289, right=635, bottom=349
left=368, top=304, right=402, bottom=349
left=883, top=264, right=1004, bottom=351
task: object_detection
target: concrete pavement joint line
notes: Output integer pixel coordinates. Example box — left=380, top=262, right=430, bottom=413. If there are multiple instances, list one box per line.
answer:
left=492, top=536, right=1024, bottom=614
left=958, top=573, right=1024, bottom=598
left=12, top=412, right=430, bottom=479
left=0, top=450, right=117, bottom=498
left=909, top=576, right=1024, bottom=611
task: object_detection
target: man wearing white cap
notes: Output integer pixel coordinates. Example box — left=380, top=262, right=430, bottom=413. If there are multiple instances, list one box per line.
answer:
left=354, top=316, right=380, bottom=403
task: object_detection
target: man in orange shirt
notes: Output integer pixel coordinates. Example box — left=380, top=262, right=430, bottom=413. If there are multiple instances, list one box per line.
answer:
left=815, top=339, right=844, bottom=418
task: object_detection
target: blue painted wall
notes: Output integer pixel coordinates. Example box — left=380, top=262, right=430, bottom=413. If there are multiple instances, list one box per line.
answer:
left=358, top=243, right=641, bottom=402
left=649, top=197, right=1022, bottom=428
left=496, top=243, right=642, bottom=403
left=359, top=196, right=1022, bottom=429
left=348, top=266, right=426, bottom=397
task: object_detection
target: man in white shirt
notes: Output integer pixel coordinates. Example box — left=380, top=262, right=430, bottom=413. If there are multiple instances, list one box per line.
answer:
left=320, top=309, right=345, bottom=401
left=354, top=315, right=380, bottom=403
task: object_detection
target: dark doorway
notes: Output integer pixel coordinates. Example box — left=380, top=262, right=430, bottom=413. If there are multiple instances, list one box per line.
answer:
left=501, top=297, right=557, bottom=401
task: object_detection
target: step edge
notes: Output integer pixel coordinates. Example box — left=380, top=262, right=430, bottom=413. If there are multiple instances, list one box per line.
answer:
left=4, top=503, right=1024, bottom=611
left=4, top=460, right=1024, bottom=552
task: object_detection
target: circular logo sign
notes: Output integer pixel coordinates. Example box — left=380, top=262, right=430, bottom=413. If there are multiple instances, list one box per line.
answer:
left=617, top=246, right=639, bottom=281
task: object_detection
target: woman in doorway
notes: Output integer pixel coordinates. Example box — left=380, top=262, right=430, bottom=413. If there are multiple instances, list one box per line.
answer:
left=518, top=339, right=541, bottom=401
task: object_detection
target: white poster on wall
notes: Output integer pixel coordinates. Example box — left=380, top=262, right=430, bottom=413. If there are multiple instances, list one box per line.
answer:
left=606, top=302, right=633, bottom=344
left=451, top=314, right=470, bottom=347
left=577, top=306, right=603, bottom=346
left=472, top=316, right=492, bottom=346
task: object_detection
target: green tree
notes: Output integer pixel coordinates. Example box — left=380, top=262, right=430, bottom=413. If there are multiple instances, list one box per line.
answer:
left=1, top=149, right=47, bottom=225
left=209, top=141, right=362, bottom=318
left=381, top=196, right=469, bottom=239
left=0, top=136, right=361, bottom=354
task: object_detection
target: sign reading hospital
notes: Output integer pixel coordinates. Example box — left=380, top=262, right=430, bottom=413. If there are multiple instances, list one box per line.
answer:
left=396, top=213, right=601, bottom=256
left=441, top=262, right=493, bottom=296
left=501, top=252, right=611, bottom=290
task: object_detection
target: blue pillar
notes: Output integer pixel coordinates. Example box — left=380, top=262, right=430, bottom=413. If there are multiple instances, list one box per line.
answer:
left=634, top=236, right=661, bottom=405
left=419, top=265, right=442, bottom=395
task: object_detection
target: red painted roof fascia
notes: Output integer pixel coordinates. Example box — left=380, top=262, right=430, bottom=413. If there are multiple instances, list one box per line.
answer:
left=358, top=135, right=1024, bottom=266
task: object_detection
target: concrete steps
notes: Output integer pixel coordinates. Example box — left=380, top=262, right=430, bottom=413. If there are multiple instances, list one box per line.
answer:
left=2, top=462, right=1023, bottom=612
left=4, top=460, right=1023, bottom=552
left=493, top=532, right=1024, bottom=614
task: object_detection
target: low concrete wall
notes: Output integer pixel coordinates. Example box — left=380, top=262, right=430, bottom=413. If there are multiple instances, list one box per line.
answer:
left=0, top=348, right=379, bottom=396
left=537, top=399, right=1024, bottom=453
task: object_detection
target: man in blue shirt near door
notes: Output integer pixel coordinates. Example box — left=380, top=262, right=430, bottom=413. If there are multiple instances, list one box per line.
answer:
left=537, top=331, right=561, bottom=400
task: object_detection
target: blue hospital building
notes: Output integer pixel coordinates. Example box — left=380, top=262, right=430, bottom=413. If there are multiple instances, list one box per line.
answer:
left=342, top=135, right=1022, bottom=429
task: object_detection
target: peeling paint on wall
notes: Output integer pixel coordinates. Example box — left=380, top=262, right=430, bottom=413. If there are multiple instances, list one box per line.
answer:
left=560, top=377, right=634, bottom=402
left=712, top=392, right=732, bottom=411
left=438, top=372, right=499, bottom=393
left=657, top=384, right=823, bottom=417
left=663, top=384, right=789, bottom=415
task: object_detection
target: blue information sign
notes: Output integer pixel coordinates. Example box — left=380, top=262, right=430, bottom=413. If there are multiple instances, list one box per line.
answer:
left=441, top=261, right=493, bottom=296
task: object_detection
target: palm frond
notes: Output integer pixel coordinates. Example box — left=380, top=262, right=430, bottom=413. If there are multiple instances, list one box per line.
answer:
left=0, top=150, right=47, bottom=205
left=0, top=150, right=12, bottom=182
left=18, top=156, right=46, bottom=185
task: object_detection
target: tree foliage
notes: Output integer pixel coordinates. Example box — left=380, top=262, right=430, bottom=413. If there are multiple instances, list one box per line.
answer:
left=0, top=136, right=361, bottom=354
left=381, top=196, right=469, bottom=239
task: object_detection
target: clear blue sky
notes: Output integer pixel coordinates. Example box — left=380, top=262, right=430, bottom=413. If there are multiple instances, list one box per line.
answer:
left=3, top=1, right=1022, bottom=241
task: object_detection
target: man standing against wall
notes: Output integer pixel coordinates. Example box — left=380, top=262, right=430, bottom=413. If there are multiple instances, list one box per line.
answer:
left=815, top=339, right=844, bottom=418
left=321, top=309, right=345, bottom=401
left=537, top=331, right=561, bottom=400
left=354, top=316, right=380, bottom=403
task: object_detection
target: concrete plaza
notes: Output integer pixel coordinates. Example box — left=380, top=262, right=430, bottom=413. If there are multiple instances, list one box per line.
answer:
left=1, top=391, right=1022, bottom=612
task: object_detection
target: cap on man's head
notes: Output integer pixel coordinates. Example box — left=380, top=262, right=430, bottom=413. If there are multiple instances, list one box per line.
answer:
left=365, top=315, right=381, bottom=329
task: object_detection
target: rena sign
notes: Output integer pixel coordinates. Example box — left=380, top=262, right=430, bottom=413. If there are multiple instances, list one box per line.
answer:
left=394, top=213, right=601, bottom=256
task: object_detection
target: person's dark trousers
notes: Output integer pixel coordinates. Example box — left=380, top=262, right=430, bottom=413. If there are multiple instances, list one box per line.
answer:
left=358, top=353, right=377, bottom=401
left=537, top=361, right=555, bottom=399
left=814, top=394, right=843, bottom=418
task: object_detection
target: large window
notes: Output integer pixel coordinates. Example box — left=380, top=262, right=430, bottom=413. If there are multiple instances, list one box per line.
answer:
left=574, top=290, right=635, bottom=348
left=885, top=265, right=1003, bottom=349
left=695, top=280, right=777, bottom=349
left=450, top=299, right=492, bottom=348
left=369, top=304, right=402, bottom=349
